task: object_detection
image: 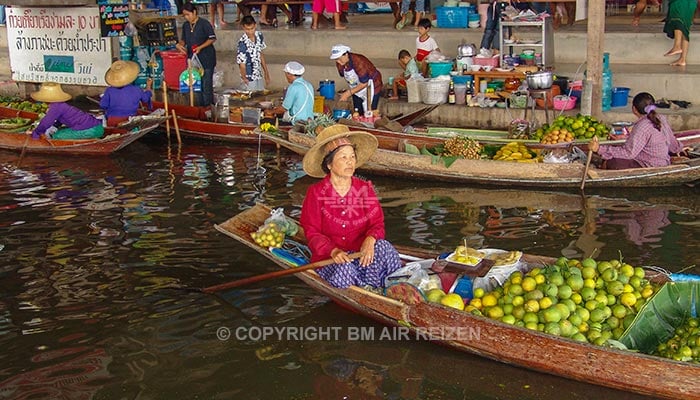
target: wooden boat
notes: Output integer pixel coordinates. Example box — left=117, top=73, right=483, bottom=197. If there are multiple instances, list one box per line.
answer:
left=0, top=106, right=164, bottom=155
left=150, top=101, right=280, bottom=144
left=262, top=128, right=700, bottom=188
left=149, top=101, right=440, bottom=144
left=215, top=203, right=700, bottom=400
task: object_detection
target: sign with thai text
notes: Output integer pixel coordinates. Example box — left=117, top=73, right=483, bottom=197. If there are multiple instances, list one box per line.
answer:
left=98, top=0, right=129, bottom=37
left=7, top=6, right=112, bottom=86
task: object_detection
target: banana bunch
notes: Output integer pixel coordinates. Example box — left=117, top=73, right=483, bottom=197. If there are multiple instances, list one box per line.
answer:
left=443, top=136, right=482, bottom=159
left=259, top=122, right=277, bottom=133
left=250, top=223, right=285, bottom=248
left=493, top=142, right=537, bottom=162
left=488, top=250, right=523, bottom=266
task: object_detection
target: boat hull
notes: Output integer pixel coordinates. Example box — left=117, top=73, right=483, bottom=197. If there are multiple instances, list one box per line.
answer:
left=152, top=101, right=281, bottom=144
left=0, top=107, right=162, bottom=155
left=262, top=129, right=700, bottom=188
left=215, top=204, right=700, bottom=400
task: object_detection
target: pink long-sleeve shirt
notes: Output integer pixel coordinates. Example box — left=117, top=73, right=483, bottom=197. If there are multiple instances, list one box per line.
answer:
left=597, top=114, right=683, bottom=168
left=300, top=175, right=385, bottom=262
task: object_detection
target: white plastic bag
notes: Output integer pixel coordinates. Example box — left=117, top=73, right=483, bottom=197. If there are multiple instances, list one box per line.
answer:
left=213, top=67, right=224, bottom=88
left=190, top=54, right=204, bottom=75
left=384, top=259, right=441, bottom=291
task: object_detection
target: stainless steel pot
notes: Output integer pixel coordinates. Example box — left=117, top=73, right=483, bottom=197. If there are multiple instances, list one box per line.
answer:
left=457, top=43, right=477, bottom=58
left=525, top=71, right=553, bottom=90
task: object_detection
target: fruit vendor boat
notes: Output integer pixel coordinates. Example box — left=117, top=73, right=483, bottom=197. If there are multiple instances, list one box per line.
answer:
left=215, top=203, right=700, bottom=400
left=261, top=128, right=700, bottom=188
left=0, top=106, right=164, bottom=156
left=149, top=101, right=286, bottom=144
left=147, top=101, right=440, bottom=144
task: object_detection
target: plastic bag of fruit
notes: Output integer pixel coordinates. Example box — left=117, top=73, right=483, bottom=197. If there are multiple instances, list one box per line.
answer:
left=250, top=208, right=299, bottom=248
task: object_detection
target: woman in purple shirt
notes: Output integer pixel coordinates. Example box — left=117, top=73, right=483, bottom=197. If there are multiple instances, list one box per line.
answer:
left=30, top=83, right=103, bottom=140
left=100, top=60, right=153, bottom=126
left=589, top=92, right=684, bottom=169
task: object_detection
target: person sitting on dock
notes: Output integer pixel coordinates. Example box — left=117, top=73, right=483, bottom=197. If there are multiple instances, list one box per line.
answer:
left=100, top=60, right=153, bottom=127
left=300, top=125, right=402, bottom=289
left=270, top=61, right=314, bottom=124
left=390, top=49, right=421, bottom=100
left=588, top=92, right=686, bottom=170
left=29, top=83, right=104, bottom=140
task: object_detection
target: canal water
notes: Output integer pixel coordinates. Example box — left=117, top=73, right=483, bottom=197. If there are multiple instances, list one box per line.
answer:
left=0, top=135, right=697, bottom=399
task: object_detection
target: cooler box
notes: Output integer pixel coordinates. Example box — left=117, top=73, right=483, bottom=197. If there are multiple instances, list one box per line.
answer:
left=161, top=50, right=187, bottom=90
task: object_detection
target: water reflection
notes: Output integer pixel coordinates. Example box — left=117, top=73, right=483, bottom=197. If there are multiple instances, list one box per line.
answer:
left=0, top=141, right=697, bottom=399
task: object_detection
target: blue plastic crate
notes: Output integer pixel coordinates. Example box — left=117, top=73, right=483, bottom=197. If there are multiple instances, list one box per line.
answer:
left=436, top=7, right=468, bottom=29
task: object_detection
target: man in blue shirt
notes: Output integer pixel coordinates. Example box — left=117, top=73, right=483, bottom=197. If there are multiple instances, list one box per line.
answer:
left=272, top=61, right=314, bottom=124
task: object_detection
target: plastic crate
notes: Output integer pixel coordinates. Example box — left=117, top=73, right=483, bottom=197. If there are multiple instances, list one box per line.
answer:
left=436, top=7, right=468, bottom=29
left=473, top=55, right=500, bottom=68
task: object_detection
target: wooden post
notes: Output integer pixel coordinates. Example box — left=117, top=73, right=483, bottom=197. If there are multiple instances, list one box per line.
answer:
left=171, top=109, right=181, bottom=145
left=162, top=82, right=170, bottom=139
left=187, top=59, right=194, bottom=107
left=583, top=1, right=605, bottom=118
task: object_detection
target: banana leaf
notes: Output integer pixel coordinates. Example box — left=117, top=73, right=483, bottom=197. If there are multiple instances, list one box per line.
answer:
left=619, top=281, right=699, bottom=354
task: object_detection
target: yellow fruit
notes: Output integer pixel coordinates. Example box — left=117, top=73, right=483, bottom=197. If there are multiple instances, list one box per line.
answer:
left=534, top=274, right=546, bottom=285
left=539, top=296, right=554, bottom=310
left=521, top=276, right=537, bottom=292
left=524, top=299, right=540, bottom=313
left=620, top=292, right=637, bottom=307
left=440, top=293, right=465, bottom=310
left=469, top=298, right=483, bottom=309
left=486, top=306, right=505, bottom=319
left=426, top=289, right=446, bottom=303
left=482, top=293, right=498, bottom=307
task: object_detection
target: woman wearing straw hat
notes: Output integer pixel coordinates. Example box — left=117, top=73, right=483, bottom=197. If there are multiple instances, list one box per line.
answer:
left=29, top=83, right=103, bottom=140
left=100, top=60, right=153, bottom=126
left=300, top=125, right=402, bottom=289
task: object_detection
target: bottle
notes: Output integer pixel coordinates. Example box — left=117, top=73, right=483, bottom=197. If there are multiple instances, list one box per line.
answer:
left=601, top=52, right=612, bottom=112
left=448, top=81, right=456, bottom=104
left=465, top=81, right=473, bottom=107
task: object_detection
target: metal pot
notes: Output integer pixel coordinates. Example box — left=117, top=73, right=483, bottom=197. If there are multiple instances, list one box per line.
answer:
left=457, top=43, right=477, bottom=58
left=525, top=71, right=553, bottom=90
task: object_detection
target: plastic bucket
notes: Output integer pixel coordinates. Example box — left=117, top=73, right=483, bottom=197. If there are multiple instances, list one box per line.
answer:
left=612, top=87, right=630, bottom=107
left=319, top=80, right=335, bottom=100
left=332, top=109, right=351, bottom=119
left=161, top=50, right=187, bottom=90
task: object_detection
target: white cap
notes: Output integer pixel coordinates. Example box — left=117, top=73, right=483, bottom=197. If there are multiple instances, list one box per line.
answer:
left=330, top=44, right=351, bottom=60
left=283, top=61, right=305, bottom=75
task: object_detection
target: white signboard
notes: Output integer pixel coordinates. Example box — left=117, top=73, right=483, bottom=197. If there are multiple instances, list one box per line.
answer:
left=7, top=6, right=112, bottom=86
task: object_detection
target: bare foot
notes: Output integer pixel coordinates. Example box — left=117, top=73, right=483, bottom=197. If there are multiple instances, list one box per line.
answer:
left=334, top=25, right=346, bottom=30
left=631, top=16, right=640, bottom=26
left=219, top=20, right=228, bottom=26
left=665, top=49, right=682, bottom=57
left=311, top=25, right=318, bottom=30
left=670, top=59, right=686, bottom=66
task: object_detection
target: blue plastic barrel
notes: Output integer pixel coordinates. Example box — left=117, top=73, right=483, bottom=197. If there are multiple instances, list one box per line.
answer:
left=319, top=80, right=335, bottom=100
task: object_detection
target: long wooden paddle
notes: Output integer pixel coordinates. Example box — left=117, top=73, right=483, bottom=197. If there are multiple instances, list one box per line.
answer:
left=201, top=252, right=362, bottom=293
left=16, top=133, right=30, bottom=168
left=580, top=148, right=593, bottom=191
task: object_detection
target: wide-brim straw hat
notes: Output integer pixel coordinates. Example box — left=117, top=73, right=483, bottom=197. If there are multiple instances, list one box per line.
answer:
left=104, top=60, right=140, bottom=87
left=302, top=124, right=378, bottom=178
left=30, top=82, right=72, bottom=103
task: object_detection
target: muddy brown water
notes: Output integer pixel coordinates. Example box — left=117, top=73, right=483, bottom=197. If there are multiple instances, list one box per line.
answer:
left=0, top=134, right=697, bottom=399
